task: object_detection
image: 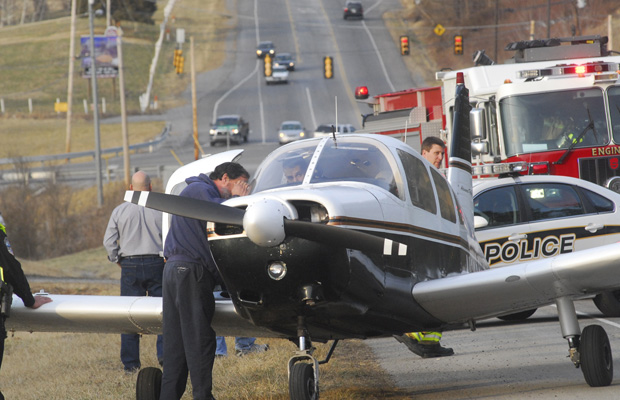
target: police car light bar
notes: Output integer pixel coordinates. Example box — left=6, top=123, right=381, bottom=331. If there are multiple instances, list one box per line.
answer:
left=472, top=162, right=528, bottom=176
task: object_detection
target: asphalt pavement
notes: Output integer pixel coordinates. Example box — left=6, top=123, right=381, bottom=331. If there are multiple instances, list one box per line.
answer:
left=366, top=299, right=620, bottom=399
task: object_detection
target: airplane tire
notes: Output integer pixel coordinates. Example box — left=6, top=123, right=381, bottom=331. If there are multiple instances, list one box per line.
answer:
left=593, top=290, right=620, bottom=317
left=289, top=363, right=317, bottom=400
left=136, top=367, right=162, bottom=400
left=580, top=324, right=613, bottom=387
left=497, top=308, right=536, bottom=321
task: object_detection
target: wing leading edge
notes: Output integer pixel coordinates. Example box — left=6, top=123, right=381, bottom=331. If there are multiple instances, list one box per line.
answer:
left=6, top=294, right=281, bottom=338
left=413, top=242, right=620, bottom=323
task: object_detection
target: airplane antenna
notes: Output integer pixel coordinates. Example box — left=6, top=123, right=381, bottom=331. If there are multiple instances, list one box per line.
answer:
left=331, top=124, right=338, bottom=147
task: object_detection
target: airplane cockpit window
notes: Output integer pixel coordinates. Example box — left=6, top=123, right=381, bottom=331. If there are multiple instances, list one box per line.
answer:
left=397, top=149, right=437, bottom=214
left=309, top=138, right=401, bottom=197
left=430, top=168, right=456, bottom=223
left=249, top=137, right=401, bottom=196
left=474, top=186, right=519, bottom=228
left=250, top=141, right=318, bottom=193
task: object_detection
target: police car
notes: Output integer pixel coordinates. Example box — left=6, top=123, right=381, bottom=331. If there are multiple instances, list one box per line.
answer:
left=473, top=173, right=620, bottom=318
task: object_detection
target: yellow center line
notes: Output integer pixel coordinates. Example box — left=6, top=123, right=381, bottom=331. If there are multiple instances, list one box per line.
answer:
left=285, top=0, right=302, bottom=63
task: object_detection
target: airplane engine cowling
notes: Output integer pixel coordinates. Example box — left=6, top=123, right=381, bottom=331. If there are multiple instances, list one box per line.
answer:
left=243, top=196, right=296, bottom=247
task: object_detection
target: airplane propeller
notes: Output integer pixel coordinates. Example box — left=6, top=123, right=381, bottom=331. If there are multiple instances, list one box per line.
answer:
left=125, top=190, right=407, bottom=257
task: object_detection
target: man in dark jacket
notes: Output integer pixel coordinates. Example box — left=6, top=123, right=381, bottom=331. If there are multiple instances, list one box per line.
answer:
left=160, top=162, right=250, bottom=400
left=0, top=223, right=52, bottom=400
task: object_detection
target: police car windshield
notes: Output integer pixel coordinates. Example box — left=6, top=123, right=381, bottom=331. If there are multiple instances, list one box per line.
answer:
left=250, top=137, right=399, bottom=196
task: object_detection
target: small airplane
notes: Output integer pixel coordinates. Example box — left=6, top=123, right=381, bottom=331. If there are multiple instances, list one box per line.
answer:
left=9, top=76, right=620, bottom=400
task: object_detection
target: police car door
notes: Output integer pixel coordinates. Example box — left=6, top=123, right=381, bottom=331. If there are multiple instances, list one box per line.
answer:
left=518, top=181, right=616, bottom=257
left=474, top=182, right=530, bottom=268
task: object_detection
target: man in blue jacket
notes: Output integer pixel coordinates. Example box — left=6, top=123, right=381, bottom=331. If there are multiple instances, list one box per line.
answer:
left=160, top=162, right=250, bottom=400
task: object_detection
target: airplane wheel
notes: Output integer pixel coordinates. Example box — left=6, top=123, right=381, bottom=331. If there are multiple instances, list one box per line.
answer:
left=136, top=367, right=162, bottom=400
left=593, top=290, right=620, bottom=317
left=580, top=324, right=613, bottom=387
left=289, top=363, right=317, bottom=400
left=497, top=308, right=536, bottom=321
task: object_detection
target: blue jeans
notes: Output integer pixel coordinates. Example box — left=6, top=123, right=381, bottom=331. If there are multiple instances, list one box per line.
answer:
left=215, top=336, right=256, bottom=356
left=120, top=256, right=164, bottom=370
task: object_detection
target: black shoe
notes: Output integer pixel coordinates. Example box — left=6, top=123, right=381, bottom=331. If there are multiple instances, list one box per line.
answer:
left=419, top=343, right=454, bottom=358
left=235, top=343, right=269, bottom=356
left=124, top=366, right=140, bottom=374
left=393, top=334, right=426, bottom=357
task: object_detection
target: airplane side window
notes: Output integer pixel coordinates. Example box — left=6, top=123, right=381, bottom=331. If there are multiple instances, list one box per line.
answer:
left=522, top=183, right=584, bottom=220
left=474, top=186, right=519, bottom=228
left=431, top=169, right=456, bottom=223
left=397, top=149, right=436, bottom=214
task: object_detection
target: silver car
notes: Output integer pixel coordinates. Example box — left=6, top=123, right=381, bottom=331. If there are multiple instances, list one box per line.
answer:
left=278, top=121, right=306, bottom=145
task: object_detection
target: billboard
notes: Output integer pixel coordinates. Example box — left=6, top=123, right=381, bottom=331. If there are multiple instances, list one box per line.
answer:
left=80, top=35, right=118, bottom=78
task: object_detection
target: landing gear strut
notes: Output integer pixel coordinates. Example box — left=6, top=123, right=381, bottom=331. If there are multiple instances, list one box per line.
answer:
left=556, top=296, right=613, bottom=387
left=288, top=316, right=339, bottom=400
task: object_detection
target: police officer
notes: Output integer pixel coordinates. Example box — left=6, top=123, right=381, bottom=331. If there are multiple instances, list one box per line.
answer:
left=0, top=222, right=52, bottom=400
left=103, top=171, right=165, bottom=373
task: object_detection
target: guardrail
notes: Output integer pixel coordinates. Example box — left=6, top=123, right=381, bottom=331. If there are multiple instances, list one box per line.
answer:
left=0, top=123, right=171, bottom=166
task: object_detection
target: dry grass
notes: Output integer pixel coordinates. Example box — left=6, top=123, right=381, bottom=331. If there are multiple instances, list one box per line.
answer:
left=1, top=280, right=404, bottom=399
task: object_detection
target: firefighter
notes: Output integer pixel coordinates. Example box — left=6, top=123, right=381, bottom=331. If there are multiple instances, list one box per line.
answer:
left=0, top=222, right=52, bottom=400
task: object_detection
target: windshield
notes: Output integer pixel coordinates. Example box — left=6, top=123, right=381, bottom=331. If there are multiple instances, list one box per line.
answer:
left=250, top=137, right=400, bottom=197
left=281, top=123, right=302, bottom=130
left=216, top=117, right=238, bottom=126
left=608, top=86, right=620, bottom=144
left=500, top=88, right=609, bottom=157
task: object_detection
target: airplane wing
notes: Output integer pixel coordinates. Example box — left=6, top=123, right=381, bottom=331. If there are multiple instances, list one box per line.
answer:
left=413, top=242, right=620, bottom=323
left=6, top=293, right=282, bottom=338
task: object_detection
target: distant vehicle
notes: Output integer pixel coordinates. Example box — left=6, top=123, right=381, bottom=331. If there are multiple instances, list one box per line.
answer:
left=266, top=65, right=289, bottom=85
left=273, top=53, right=295, bottom=71
left=278, top=121, right=306, bottom=145
left=209, top=114, right=249, bottom=145
left=256, top=41, right=275, bottom=58
left=313, top=123, right=356, bottom=138
left=473, top=173, right=620, bottom=318
left=343, top=1, right=363, bottom=20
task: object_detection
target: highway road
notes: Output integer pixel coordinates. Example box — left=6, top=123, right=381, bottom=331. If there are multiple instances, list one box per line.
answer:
left=368, top=298, right=620, bottom=399
left=15, top=0, right=423, bottom=186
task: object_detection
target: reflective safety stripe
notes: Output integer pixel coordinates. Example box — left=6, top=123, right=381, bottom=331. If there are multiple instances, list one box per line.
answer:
left=0, top=224, right=5, bottom=235
left=406, top=331, right=443, bottom=343
left=0, top=223, right=5, bottom=284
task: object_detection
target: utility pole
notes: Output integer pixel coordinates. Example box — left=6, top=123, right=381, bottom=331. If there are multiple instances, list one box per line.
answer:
left=88, top=0, right=104, bottom=207
left=65, top=0, right=77, bottom=155
left=118, top=31, right=130, bottom=188
left=191, top=36, right=199, bottom=160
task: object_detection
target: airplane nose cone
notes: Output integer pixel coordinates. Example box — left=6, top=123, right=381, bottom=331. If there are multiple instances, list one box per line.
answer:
left=243, top=197, right=294, bottom=247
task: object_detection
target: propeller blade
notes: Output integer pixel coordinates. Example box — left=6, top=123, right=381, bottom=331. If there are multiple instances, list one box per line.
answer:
left=124, top=191, right=245, bottom=226
left=283, top=220, right=407, bottom=256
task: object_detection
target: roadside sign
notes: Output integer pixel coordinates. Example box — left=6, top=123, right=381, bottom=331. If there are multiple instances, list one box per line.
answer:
left=434, top=24, right=445, bottom=36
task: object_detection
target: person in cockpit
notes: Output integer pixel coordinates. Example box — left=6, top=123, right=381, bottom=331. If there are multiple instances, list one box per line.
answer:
left=283, top=156, right=308, bottom=184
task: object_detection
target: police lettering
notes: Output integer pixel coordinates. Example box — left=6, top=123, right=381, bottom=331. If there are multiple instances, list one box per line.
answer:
left=484, top=233, right=576, bottom=266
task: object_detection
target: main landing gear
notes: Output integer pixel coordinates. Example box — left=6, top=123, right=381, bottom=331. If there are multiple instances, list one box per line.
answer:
left=556, top=296, right=613, bottom=387
left=288, top=316, right=339, bottom=400
left=135, top=367, right=162, bottom=400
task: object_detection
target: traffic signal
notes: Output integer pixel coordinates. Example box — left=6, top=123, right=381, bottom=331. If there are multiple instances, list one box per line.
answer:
left=174, top=49, right=184, bottom=74
left=264, top=54, right=272, bottom=77
left=324, top=56, right=333, bottom=79
left=400, top=36, right=409, bottom=56
left=454, top=35, right=463, bottom=55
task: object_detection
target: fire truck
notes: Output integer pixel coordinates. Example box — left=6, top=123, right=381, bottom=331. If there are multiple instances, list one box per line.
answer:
left=436, top=35, right=620, bottom=191
left=355, top=85, right=446, bottom=153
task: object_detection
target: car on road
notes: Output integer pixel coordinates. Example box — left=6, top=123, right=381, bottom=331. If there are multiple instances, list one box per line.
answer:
left=473, top=173, right=620, bottom=318
left=313, top=123, right=356, bottom=138
left=273, top=53, right=295, bottom=71
left=343, top=1, right=364, bottom=20
left=278, top=121, right=306, bottom=145
left=256, top=41, right=275, bottom=58
left=209, top=114, right=249, bottom=145
left=266, top=65, right=289, bottom=85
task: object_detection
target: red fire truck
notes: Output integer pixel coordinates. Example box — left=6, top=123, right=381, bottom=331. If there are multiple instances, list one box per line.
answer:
left=437, top=35, right=620, bottom=191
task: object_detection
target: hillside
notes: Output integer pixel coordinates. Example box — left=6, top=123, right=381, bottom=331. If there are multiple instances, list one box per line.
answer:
left=391, top=0, right=620, bottom=85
